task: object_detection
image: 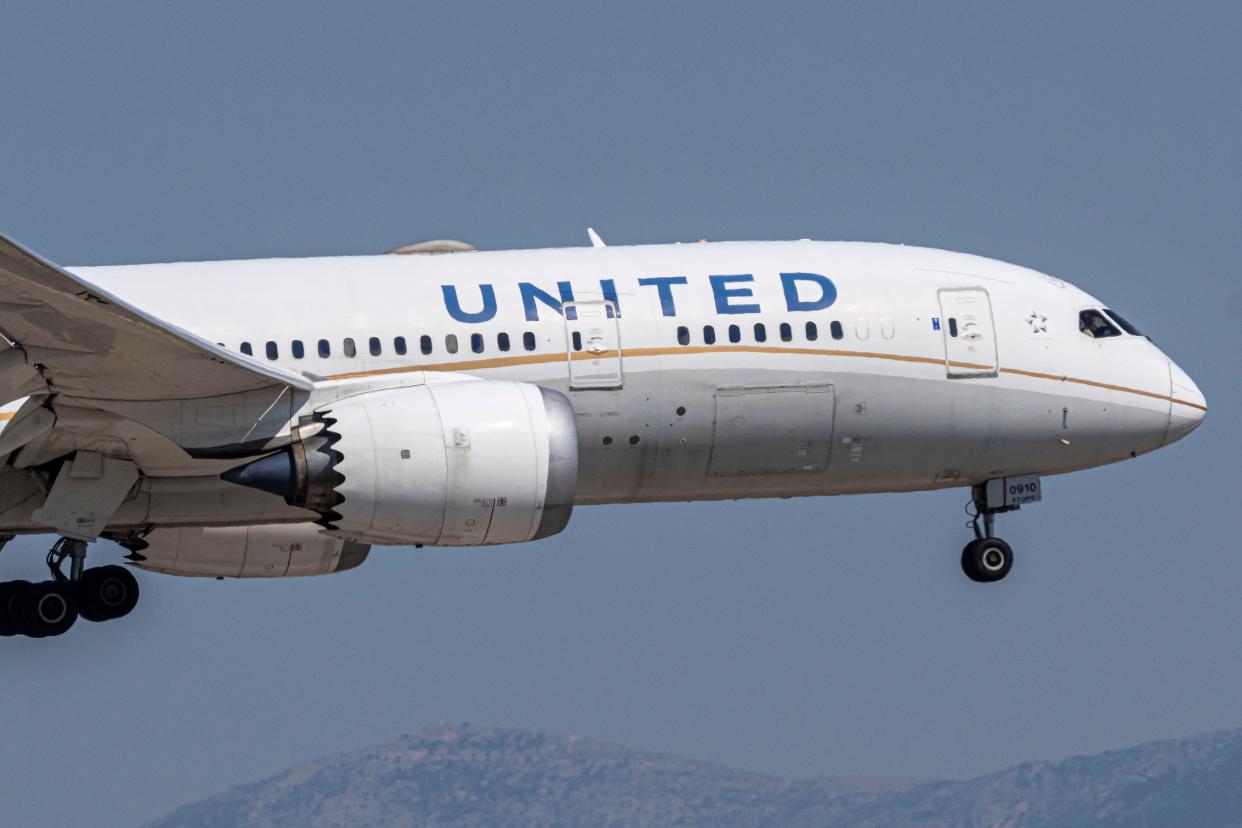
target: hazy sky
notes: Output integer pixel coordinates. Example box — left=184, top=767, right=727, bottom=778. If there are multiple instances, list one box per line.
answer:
left=1, top=3, right=1239, bottom=826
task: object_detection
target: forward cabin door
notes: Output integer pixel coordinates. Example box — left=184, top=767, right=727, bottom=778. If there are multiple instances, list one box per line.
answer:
left=563, top=300, right=623, bottom=389
left=938, top=288, right=999, bottom=378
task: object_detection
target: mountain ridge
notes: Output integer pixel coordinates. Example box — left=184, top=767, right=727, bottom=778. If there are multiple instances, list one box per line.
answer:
left=146, top=723, right=1242, bottom=827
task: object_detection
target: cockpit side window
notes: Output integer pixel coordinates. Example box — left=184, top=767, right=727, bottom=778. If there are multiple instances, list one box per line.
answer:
left=1103, top=309, right=1144, bottom=337
left=1079, top=309, right=1121, bottom=339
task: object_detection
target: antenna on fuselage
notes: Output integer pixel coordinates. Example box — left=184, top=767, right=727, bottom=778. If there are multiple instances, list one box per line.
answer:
left=587, top=227, right=606, bottom=248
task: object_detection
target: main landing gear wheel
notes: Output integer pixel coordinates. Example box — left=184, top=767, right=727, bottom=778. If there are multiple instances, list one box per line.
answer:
left=961, top=537, right=1013, bottom=583
left=0, top=580, right=30, bottom=637
left=77, top=565, right=140, bottom=622
left=0, top=537, right=143, bottom=638
left=11, top=580, right=78, bottom=638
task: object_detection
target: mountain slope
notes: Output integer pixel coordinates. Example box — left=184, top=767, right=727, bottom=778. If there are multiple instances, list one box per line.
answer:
left=854, top=728, right=1242, bottom=828
left=147, top=724, right=1242, bottom=828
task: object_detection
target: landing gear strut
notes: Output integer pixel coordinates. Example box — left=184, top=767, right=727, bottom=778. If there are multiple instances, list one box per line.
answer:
left=960, top=482, right=1018, bottom=583
left=0, top=538, right=140, bottom=638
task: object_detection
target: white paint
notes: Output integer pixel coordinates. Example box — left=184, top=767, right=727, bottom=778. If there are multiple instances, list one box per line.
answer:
left=0, top=238, right=1209, bottom=565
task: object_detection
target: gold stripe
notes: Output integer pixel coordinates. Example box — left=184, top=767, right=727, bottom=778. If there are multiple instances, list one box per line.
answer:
left=997, top=367, right=1205, bottom=409
left=326, top=345, right=985, bottom=380
left=323, top=345, right=1205, bottom=412
left=0, top=412, right=12, bottom=421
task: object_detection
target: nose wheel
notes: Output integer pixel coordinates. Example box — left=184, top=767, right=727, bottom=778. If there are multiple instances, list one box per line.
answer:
left=961, top=537, right=1014, bottom=582
left=960, top=482, right=1022, bottom=584
left=0, top=538, right=140, bottom=638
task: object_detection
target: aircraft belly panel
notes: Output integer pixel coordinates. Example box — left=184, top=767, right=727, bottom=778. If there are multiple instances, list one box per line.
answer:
left=708, top=384, right=835, bottom=477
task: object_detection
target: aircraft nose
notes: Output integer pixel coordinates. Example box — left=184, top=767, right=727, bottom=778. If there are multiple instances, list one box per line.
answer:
left=1165, top=357, right=1206, bottom=446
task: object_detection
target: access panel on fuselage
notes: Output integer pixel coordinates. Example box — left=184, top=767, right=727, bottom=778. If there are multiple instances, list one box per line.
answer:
left=708, top=383, right=835, bottom=477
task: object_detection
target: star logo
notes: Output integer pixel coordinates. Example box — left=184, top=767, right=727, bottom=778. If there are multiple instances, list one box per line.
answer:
left=1026, top=311, right=1047, bottom=333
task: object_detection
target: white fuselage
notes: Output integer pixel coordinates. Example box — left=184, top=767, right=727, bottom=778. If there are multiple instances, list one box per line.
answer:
left=55, top=240, right=1204, bottom=507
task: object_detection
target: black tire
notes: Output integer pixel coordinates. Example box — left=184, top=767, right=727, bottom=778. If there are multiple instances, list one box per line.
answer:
left=961, top=538, right=1013, bottom=583
left=77, top=565, right=140, bottom=622
left=0, top=581, right=27, bottom=636
left=13, top=580, right=78, bottom=637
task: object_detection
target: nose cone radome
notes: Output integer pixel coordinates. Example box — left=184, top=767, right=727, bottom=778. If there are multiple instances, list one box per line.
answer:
left=1165, top=358, right=1206, bottom=446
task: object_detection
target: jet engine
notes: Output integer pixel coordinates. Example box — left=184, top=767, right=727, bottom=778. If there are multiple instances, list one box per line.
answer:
left=130, top=522, right=370, bottom=578
left=223, top=381, right=579, bottom=546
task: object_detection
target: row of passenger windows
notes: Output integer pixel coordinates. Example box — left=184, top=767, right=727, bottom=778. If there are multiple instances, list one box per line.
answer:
left=239, top=317, right=895, bottom=362
left=235, top=310, right=1150, bottom=363
left=675, top=320, right=851, bottom=346
left=238, top=332, right=541, bottom=361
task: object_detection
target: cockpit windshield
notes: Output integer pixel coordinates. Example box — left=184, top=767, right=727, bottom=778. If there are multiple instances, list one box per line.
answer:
left=1079, top=309, right=1121, bottom=339
left=1103, top=309, right=1144, bottom=337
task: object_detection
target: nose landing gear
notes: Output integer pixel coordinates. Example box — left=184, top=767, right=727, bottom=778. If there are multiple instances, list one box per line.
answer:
left=0, top=538, right=140, bottom=638
left=960, top=482, right=1022, bottom=583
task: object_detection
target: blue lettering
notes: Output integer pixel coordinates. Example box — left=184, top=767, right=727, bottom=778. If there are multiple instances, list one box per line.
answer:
left=442, top=283, right=498, bottom=323
left=520, top=281, right=576, bottom=321
left=600, top=278, right=621, bottom=318
left=710, top=274, right=760, bottom=314
left=637, top=276, right=688, bottom=317
left=780, top=272, right=836, bottom=312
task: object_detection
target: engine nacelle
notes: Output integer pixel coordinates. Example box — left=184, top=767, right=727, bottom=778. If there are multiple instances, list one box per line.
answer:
left=130, top=523, right=370, bottom=578
left=224, top=380, right=579, bottom=546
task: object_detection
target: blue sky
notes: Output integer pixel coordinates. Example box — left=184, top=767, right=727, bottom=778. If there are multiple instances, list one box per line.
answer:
left=1, top=3, right=1239, bottom=825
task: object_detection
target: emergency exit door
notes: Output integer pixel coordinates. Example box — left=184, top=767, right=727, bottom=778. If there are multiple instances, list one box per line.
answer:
left=563, top=300, right=622, bottom=389
left=938, top=288, right=998, bottom=378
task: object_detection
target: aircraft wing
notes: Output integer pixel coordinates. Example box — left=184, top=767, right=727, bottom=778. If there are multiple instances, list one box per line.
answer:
left=0, top=234, right=312, bottom=403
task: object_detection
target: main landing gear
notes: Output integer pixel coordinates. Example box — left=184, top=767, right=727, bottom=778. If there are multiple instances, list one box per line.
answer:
left=0, top=538, right=139, bottom=638
left=960, top=481, right=1025, bottom=584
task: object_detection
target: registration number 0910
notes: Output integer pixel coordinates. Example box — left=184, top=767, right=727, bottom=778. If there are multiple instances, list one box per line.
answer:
left=986, top=474, right=1042, bottom=508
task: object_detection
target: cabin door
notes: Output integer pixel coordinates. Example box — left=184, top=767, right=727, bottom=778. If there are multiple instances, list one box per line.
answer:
left=937, top=288, right=999, bottom=378
left=563, top=300, right=623, bottom=389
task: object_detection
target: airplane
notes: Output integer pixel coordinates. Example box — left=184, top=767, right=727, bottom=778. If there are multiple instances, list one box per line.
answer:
left=0, top=231, right=1205, bottom=638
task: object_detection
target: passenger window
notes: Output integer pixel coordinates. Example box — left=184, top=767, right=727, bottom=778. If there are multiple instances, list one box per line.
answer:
left=779, top=322, right=792, bottom=342
left=394, top=336, right=407, bottom=355
left=754, top=323, right=767, bottom=343
left=571, top=331, right=582, bottom=351
left=318, top=339, right=331, bottom=358
left=369, top=337, right=381, bottom=356
left=523, top=332, right=536, bottom=351
left=677, top=326, right=690, bottom=346
left=343, top=338, right=357, bottom=358
left=445, top=334, right=458, bottom=354
left=498, top=332, right=510, bottom=352
left=240, top=342, right=253, bottom=356
left=1080, top=309, right=1121, bottom=338
left=947, top=318, right=958, bottom=338
left=420, top=335, right=433, bottom=355
left=856, top=319, right=870, bottom=340
left=291, top=340, right=305, bottom=359
left=703, top=325, right=717, bottom=345
left=830, top=321, right=843, bottom=340
left=728, top=324, right=741, bottom=344
left=806, top=321, right=818, bottom=341
left=471, top=333, right=484, bottom=353
left=265, top=341, right=278, bottom=360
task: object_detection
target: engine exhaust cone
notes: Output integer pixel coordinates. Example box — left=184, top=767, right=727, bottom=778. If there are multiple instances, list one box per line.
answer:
left=222, top=449, right=296, bottom=502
